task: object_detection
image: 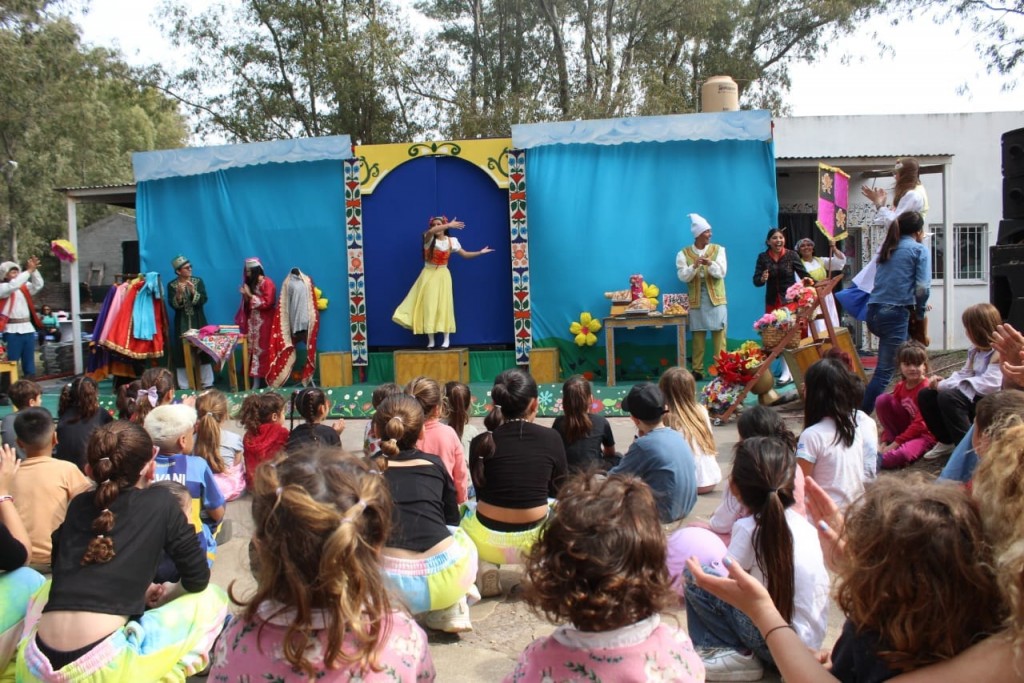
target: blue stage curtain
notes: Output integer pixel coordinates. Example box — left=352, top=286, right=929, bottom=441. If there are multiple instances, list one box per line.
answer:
left=526, top=139, right=779, bottom=349
left=136, top=160, right=349, bottom=353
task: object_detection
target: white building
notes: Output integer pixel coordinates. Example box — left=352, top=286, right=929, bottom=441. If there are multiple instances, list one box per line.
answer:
left=774, top=111, right=1024, bottom=349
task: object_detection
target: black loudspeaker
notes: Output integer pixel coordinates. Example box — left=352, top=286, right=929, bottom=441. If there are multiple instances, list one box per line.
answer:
left=1006, top=127, right=1024, bottom=220
left=1006, top=175, right=1024, bottom=220
left=122, top=240, right=139, bottom=276
left=999, top=219, right=1024, bottom=245
left=1004, top=127, right=1024, bottom=178
left=991, top=244, right=1024, bottom=330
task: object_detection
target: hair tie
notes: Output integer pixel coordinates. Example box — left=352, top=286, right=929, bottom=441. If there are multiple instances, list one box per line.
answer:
left=768, top=488, right=779, bottom=494
left=97, top=534, right=105, bottom=539
left=341, top=499, right=367, bottom=525
left=137, top=387, right=158, bottom=407
left=98, top=457, right=111, bottom=464
left=275, top=486, right=283, bottom=498
left=385, top=438, right=398, bottom=447
left=102, top=508, right=110, bottom=514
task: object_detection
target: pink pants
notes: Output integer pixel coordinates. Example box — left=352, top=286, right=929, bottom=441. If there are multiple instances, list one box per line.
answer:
left=874, top=393, right=936, bottom=469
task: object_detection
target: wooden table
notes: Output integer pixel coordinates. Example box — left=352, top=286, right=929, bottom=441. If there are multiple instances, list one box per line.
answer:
left=603, top=314, right=687, bottom=386
left=182, top=334, right=249, bottom=392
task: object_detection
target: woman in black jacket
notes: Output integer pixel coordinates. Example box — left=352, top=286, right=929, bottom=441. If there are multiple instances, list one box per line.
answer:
left=753, top=228, right=809, bottom=313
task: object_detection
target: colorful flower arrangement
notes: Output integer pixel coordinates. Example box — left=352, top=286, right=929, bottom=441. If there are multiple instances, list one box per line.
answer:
left=708, top=341, right=767, bottom=385
left=701, top=379, right=744, bottom=417
left=701, top=341, right=767, bottom=416
left=754, top=306, right=797, bottom=332
left=786, top=279, right=817, bottom=310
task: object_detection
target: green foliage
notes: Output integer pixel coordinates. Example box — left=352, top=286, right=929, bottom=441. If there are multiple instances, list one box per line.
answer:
left=0, top=1, right=188, bottom=263
left=921, top=0, right=1024, bottom=78
left=156, top=0, right=422, bottom=143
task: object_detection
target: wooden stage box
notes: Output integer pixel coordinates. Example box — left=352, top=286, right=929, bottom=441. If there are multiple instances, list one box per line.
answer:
left=394, top=348, right=470, bottom=386
left=530, top=347, right=560, bottom=384
left=319, top=351, right=353, bottom=387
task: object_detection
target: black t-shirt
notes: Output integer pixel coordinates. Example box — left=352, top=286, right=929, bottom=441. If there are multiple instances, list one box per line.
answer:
left=384, top=448, right=459, bottom=553
left=55, top=409, right=114, bottom=470
left=286, top=423, right=342, bottom=451
left=829, top=619, right=898, bottom=683
left=551, top=413, right=615, bottom=471
left=474, top=421, right=567, bottom=508
left=46, top=486, right=209, bottom=618
left=0, top=521, right=27, bottom=571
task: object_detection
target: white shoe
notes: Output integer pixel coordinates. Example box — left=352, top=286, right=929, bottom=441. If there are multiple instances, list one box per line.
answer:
left=701, top=648, right=764, bottom=682
left=922, top=442, right=955, bottom=460
left=476, top=560, right=501, bottom=598
left=423, top=596, right=472, bottom=633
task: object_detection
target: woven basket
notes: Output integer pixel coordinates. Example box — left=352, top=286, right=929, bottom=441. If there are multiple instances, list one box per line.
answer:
left=760, top=326, right=798, bottom=350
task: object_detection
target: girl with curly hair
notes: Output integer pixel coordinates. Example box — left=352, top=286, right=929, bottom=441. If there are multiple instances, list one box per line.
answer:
left=239, top=392, right=288, bottom=488
left=210, top=447, right=435, bottom=681
left=505, top=472, right=703, bottom=682
left=688, top=469, right=1008, bottom=683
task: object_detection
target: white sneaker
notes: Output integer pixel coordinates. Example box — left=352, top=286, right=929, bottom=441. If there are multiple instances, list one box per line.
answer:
left=922, top=442, right=955, bottom=460
left=476, top=560, right=502, bottom=598
left=423, top=596, right=472, bottom=633
left=701, top=648, right=764, bottom=682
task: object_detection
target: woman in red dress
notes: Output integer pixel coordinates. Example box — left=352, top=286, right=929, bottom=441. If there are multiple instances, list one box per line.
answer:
left=238, top=258, right=276, bottom=389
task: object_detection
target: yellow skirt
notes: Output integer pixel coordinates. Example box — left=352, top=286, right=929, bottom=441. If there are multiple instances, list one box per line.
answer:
left=392, top=265, right=456, bottom=334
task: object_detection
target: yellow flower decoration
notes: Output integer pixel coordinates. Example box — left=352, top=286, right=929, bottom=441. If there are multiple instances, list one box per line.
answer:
left=643, top=282, right=659, bottom=307
left=314, top=286, right=329, bottom=311
left=569, top=312, right=602, bottom=346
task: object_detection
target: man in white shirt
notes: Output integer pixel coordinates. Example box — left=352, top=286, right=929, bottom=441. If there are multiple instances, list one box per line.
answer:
left=0, top=257, right=44, bottom=379
left=676, top=213, right=727, bottom=380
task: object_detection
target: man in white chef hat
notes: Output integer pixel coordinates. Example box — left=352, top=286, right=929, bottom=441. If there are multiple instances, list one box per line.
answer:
left=675, top=213, right=727, bottom=381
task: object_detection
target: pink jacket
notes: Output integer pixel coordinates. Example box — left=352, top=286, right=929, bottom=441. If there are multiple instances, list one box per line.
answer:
left=417, top=418, right=468, bottom=503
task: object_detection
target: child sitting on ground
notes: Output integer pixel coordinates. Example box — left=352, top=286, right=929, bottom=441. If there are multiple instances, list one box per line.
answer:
left=144, top=404, right=225, bottom=565
left=149, top=480, right=208, bottom=586
left=1, top=379, right=42, bottom=460
left=194, top=389, right=245, bottom=501
left=660, top=366, right=722, bottom=493
left=685, top=436, right=829, bottom=680
left=688, top=472, right=1006, bottom=682
left=369, top=394, right=478, bottom=634
left=286, top=387, right=345, bottom=450
left=16, top=421, right=227, bottom=680
left=551, top=375, right=617, bottom=472
left=443, top=381, right=479, bottom=462
left=875, top=341, right=937, bottom=469
left=506, top=472, right=704, bottom=682
left=363, top=383, right=401, bottom=457
left=239, top=392, right=288, bottom=488
left=407, top=376, right=469, bottom=503
left=114, top=379, right=143, bottom=422
left=11, top=408, right=90, bottom=566
left=132, top=367, right=178, bottom=426
left=209, top=448, right=435, bottom=680
left=55, top=377, right=113, bottom=471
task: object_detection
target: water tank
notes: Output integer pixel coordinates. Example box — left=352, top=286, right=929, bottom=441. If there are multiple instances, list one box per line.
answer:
left=701, top=76, right=739, bottom=112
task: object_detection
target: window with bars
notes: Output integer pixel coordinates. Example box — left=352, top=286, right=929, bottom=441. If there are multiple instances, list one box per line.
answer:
left=929, top=223, right=988, bottom=282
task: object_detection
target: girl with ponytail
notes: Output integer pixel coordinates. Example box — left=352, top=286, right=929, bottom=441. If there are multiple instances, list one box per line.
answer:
left=683, top=437, right=829, bottom=680
left=211, top=447, right=436, bottom=680
left=369, top=395, right=479, bottom=634
left=286, top=387, right=345, bottom=450
left=17, top=421, right=227, bottom=680
left=195, top=389, right=245, bottom=501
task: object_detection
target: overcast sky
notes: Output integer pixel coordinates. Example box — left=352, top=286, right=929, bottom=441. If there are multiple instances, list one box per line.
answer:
left=74, top=0, right=1020, bottom=126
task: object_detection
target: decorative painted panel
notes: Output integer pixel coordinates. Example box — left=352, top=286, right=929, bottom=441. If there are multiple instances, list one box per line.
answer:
left=508, top=149, right=531, bottom=365
left=343, top=158, right=368, bottom=366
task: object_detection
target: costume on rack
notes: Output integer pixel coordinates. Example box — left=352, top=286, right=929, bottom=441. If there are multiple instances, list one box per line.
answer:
left=0, top=261, right=44, bottom=377
left=101, top=273, right=168, bottom=359
left=266, top=269, right=320, bottom=388
left=168, top=254, right=212, bottom=389
left=235, top=258, right=276, bottom=383
left=393, top=234, right=462, bottom=335
left=676, top=214, right=727, bottom=376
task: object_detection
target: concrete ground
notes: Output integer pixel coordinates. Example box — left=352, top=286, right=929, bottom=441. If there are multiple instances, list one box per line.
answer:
left=207, top=403, right=844, bottom=682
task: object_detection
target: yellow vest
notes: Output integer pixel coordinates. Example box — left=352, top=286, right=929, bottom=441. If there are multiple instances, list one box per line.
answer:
left=682, top=244, right=726, bottom=308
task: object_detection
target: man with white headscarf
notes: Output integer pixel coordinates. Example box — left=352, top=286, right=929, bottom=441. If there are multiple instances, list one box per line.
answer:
left=0, top=256, right=44, bottom=378
left=676, top=214, right=727, bottom=380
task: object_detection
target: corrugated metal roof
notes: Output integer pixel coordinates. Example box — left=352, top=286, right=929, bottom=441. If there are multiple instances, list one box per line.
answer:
left=53, top=183, right=136, bottom=209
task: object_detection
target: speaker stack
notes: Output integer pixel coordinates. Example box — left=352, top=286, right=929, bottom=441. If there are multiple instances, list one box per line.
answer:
left=991, top=126, right=1024, bottom=329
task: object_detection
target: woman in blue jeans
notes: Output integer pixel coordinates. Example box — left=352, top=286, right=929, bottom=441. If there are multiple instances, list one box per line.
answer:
left=861, top=212, right=930, bottom=414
